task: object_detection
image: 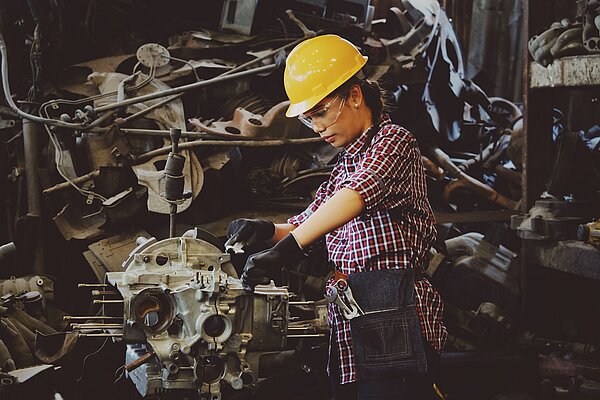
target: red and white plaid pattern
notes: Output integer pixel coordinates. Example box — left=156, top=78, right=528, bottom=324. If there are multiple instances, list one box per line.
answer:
left=288, top=116, right=447, bottom=384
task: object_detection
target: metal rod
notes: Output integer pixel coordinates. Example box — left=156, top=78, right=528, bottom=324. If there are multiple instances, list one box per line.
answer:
left=169, top=203, right=176, bottom=238
left=72, top=324, right=123, bottom=329
left=78, top=283, right=109, bottom=288
left=43, top=170, right=100, bottom=195
left=287, top=334, right=325, bottom=338
left=117, top=128, right=213, bottom=139
left=93, top=300, right=124, bottom=304
left=132, top=136, right=325, bottom=164
left=289, top=301, right=317, bottom=305
left=78, top=333, right=122, bottom=337
left=94, top=64, right=276, bottom=113
left=91, top=290, right=119, bottom=296
left=64, top=316, right=123, bottom=321
left=125, top=350, right=157, bottom=372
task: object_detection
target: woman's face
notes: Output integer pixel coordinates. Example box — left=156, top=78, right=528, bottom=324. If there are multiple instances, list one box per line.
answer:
left=299, top=85, right=373, bottom=148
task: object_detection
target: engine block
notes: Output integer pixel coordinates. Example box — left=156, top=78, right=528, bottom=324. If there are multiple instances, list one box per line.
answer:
left=105, top=236, right=290, bottom=399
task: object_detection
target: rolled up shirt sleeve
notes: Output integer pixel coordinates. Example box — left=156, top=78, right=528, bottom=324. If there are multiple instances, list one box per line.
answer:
left=340, top=131, right=419, bottom=213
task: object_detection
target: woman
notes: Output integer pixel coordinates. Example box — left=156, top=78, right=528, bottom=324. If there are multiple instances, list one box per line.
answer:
left=226, top=34, right=447, bottom=399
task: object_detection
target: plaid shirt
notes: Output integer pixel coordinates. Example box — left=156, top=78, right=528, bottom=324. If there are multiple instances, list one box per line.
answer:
left=288, top=116, right=447, bottom=384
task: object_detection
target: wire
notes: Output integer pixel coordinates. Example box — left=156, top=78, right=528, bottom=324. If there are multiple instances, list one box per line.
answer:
left=76, top=337, right=109, bottom=383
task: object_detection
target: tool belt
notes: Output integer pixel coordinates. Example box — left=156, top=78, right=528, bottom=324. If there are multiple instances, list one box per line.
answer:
left=345, top=269, right=428, bottom=380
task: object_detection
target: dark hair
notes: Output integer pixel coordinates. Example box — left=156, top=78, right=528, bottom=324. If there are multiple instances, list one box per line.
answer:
left=332, top=74, right=388, bottom=124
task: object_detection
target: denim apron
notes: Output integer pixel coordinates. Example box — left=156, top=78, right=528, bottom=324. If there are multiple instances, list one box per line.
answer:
left=348, top=268, right=428, bottom=381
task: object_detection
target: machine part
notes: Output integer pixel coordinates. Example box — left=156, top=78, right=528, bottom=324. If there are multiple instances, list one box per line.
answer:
left=102, top=234, right=323, bottom=398
left=0, top=276, right=54, bottom=305
left=438, top=232, right=520, bottom=315
left=83, top=230, right=153, bottom=282
left=578, top=220, right=600, bottom=248
left=379, top=1, right=440, bottom=69
left=429, top=147, right=517, bottom=210
left=529, top=20, right=586, bottom=67
left=0, top=243, right=16, bottom=267
left=511, top=198, right=600, bottom=241
left=136, top=43, right=170, bottom=69
left=88, top=71, right=204, bottom=214
left=445, top=302, right=518, bottom=351
left=191, top=101, right=304, bottom=139
left=584, top=0, right=600, bottom=53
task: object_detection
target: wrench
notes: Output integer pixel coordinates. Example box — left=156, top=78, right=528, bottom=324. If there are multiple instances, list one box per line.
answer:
left=325, top=279, right=364, bottom=320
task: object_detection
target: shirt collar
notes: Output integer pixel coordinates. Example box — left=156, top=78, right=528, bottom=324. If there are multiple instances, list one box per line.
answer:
left=341, top=114, right=393, bottom=157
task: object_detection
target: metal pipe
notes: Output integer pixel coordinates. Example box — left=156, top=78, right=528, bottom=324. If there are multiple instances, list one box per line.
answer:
left=94, top=64, right=276, bottom=113
left=429, top=146, right=518, bottom=210
left=22, top=120, right=42, bottom=217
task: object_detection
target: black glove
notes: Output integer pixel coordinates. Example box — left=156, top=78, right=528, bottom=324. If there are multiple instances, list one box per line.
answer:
left=224, top=219, right=275, bottom=252
left=241, top=233, right=305, bottom=291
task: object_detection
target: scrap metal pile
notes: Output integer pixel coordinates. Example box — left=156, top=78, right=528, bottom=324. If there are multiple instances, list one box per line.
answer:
left=0, top=0, right=597, bottom=399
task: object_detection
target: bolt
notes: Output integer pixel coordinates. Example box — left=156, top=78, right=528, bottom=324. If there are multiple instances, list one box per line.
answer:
left=143, top=256, right=151, bottom=263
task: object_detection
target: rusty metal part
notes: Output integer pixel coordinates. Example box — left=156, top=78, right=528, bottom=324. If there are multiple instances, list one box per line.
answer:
left=125, top=350, right=157, bottom=373
left=190, top=101, right=304, bottom=139
left=131, top=136, right=326, bottom=165
left=429, top=147, right=517, bottom=209
left=285, top=9, right=316, bottom=38
left=43, top=170, right=100, bottom=195
left=422, top=156, right=445, bottom=179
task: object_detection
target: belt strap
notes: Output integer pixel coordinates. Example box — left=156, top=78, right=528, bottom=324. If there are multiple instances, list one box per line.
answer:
left=334, top=268, right=424, bottom=282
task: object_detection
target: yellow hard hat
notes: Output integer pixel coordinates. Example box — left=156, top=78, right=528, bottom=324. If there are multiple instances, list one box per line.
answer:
left=284, top=34, right=368, bottom=117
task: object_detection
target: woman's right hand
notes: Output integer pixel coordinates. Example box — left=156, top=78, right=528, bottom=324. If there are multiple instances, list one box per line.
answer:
left=224, top=219, right=275, bottom=254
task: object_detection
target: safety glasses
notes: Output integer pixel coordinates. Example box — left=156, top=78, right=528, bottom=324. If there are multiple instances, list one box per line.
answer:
left=298, top=95, right=346, bottom=130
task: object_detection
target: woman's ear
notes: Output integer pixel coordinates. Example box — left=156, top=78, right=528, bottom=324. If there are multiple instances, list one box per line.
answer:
left=350, top=85, right=362, bottom=108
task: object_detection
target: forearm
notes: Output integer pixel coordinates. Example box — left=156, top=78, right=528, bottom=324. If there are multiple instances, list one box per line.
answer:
left=268, top=223, right=296, bottom=245
left=291, top=188, right=365, bottom=247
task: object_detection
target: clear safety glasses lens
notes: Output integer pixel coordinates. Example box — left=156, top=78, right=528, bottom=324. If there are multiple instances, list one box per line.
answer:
left=298, top=95, right=345, bottom=130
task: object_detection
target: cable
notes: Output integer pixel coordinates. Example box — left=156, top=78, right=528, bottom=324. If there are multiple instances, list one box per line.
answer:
left=76, top=337, right=109, bottom=383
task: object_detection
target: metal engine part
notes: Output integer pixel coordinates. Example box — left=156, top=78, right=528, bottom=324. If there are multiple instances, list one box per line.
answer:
left=105, top=236, right=292, bottom=399
left=511, top=198, right=600, bottom=240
